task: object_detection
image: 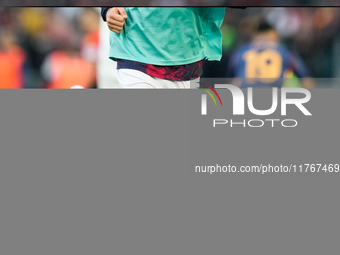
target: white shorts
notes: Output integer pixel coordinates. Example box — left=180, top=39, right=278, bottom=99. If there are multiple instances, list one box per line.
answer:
left=117, top=69, right=200, bottom=89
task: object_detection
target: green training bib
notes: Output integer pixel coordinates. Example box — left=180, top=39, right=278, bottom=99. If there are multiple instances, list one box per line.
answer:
left=109, top=7, right=225, bottom=66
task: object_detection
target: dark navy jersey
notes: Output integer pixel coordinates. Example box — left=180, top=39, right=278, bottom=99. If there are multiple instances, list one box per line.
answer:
left=229, top=40, right=310, bottom=88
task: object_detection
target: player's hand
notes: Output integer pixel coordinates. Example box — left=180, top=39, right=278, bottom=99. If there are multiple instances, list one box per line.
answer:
left=106, top=8, right=127, bottom=34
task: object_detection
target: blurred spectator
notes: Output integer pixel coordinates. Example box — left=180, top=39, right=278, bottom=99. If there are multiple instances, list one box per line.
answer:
left=40, top=12, right=94, bottom=89
left=41, top=48, right=94, bottom=89
left=0, top=29, right=27, bottom=88
left=78, top=8, right=100, bottom=87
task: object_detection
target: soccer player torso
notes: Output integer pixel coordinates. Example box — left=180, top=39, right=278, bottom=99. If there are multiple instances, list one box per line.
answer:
left=232, top=41, right=293, bottom=88
left=108, top=7, right=225, bottom=66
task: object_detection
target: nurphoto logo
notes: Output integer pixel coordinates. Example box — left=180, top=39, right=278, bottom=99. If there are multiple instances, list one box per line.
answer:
left=200, top=84, right=312, bottom=128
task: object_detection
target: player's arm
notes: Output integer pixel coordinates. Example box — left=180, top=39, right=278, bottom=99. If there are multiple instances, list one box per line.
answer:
left=289, top=52, right=315, bottom=89
left=301, top=78, right=315, bottom=89
left=101, top=7, right=127, bottom=34
left=227, top=51, right=242, bottom=87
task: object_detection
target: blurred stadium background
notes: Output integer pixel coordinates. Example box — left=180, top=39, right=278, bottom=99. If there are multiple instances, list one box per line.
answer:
left=1, top=7, right=340, bottom=88
left=1, top=0, right=338, bottom=7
